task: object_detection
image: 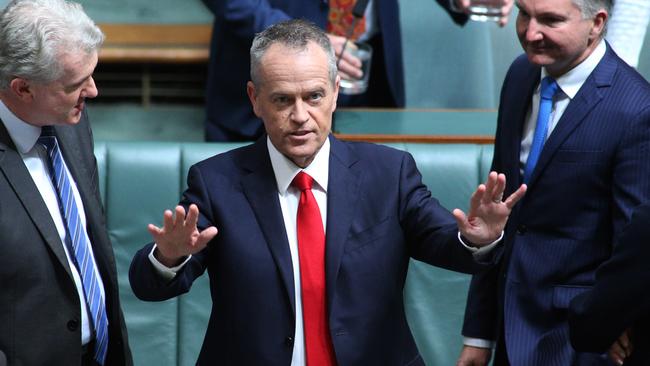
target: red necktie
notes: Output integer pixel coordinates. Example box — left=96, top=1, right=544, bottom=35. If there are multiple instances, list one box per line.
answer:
left=327, top=0, right=366, bottom=40
left=292, top=172, right=336, bottom=366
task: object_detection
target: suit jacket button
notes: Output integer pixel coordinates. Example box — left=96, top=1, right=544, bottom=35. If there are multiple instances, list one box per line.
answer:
left=285, top=336, right=294, bottom=347
left=516, top=225, right=527, bottom=234
left=67, top=319, right=79, bottom=331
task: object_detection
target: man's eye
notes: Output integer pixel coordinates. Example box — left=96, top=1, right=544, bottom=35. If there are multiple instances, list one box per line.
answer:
left=309, top=93, right=323, bottom=101
left=274, top=96, right=289, bottom=104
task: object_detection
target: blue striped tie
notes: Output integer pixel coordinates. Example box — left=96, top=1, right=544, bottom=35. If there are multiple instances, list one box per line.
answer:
left=524, top=76, right=559, bottom=183
left=39, top=126, right=109, bottom=365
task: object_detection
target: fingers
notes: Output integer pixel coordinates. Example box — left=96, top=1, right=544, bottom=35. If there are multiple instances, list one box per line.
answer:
left=619, top=329, right=631, bottom=355
left=455, top=0, right=470, bottom=12
left=452, top=208, right=468, bottom=229
left=337, top=53, right=363, bottom=79
left=504, top=184, right=527, bottom=209
left=185, top=204, right=200, bottom=230
left=198, top=226, right=219, bottom=247
left=609, top=341, right=626, bottom=366
left=470, top=182, right=487, bottom=210
left=162, top=209, right=174, bottom=231
left=481, top=171, right=505, bottom=204
left=173, top=205, right=187, bottom=227
left=326, top=34, right=363, bottom=78
left=498, top=0, right=513, bottom=26
left=147, top=223, right=162, bottom=241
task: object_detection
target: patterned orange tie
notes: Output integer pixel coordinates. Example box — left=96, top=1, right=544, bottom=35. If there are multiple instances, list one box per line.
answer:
left=292, top=172, right=337, bottom=366
left=327, top=0, right=366, bottom=40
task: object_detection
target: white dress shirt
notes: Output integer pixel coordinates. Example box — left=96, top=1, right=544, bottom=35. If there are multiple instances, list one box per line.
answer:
left=463, top=40, right=607, bottom=349
left=0, top=100, right=105, bottom=345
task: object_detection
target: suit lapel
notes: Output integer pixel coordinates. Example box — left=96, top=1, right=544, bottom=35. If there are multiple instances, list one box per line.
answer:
left=502, top=64, right=540, bottom=191
left=527, top=47, right=615, bottom=186
left=240, top=139, right=297, bottom=313
left=324, top=136, right=361, bottom=313
left=0, top=121, right=74, bottom=279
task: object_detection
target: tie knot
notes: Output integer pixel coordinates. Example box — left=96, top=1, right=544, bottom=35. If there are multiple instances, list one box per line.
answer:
left=40, top=125, right=55, bottom=137
left=292, top=171, right=314, bottom=191
left=38, top=126, right=56, bottom=152
left=540, top=76, right=559, bottom=100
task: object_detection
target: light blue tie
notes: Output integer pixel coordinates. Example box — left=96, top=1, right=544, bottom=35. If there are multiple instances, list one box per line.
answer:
left=39, top=126, right=109, bottom=365
left=524, top=76, right=559, bottom=183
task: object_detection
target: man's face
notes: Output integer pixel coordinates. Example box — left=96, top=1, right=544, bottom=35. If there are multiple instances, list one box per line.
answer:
left=516, top=0, right=606, bottom=77
left=247, top=41, right=339, bottom=168
left=28, top=50, right=98, bottom=126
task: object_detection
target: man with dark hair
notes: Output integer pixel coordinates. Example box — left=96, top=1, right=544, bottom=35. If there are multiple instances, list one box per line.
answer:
left=130, top=19, right=526, bottom=366
left=457, top=0, right=650, bottom=365
left=0, top=0, right=132, bottom=364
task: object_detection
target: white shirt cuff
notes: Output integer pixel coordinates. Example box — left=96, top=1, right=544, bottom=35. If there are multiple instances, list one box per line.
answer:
left=147, top=244, right=192, bottom=281
left=458, top=231, right=503, bottom=257
left=463, top=336, right=495, bottom=349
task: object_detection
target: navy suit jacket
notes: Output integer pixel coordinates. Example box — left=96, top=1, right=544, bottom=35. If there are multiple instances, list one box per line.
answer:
left=0, top=114, right=132, bottom=365
left=130, top=135, right=490, bottom=365
left=569, top=202, right=650, bottom=366
left=200, top=0, right=466, bottom=141
left=462, top=44, right=650, bottom=365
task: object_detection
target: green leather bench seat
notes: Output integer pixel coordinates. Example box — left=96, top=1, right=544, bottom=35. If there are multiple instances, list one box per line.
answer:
left=94, top=141, right=494, bottom=366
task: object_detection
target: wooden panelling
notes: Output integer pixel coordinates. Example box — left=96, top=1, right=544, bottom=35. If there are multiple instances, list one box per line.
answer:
left=98, top=23, right=212, bottom=63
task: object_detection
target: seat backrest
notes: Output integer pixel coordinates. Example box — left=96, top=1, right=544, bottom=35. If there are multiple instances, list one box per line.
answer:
left=95, top=141, right=494, bottom=366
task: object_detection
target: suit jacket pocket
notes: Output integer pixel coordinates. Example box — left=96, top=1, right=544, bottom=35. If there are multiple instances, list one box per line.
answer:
left=345, top=216, right=395, bottom=253
left=552, top=285, right=591, bottom=309
left=554, top=149, right=604, bottom=164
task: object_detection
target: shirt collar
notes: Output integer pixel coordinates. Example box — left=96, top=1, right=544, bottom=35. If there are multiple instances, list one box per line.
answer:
left=0, top=99, right=41, bottom=154
left=267, top=136, right=330, bottom=196
left=540, top=40, right=607, bottom=99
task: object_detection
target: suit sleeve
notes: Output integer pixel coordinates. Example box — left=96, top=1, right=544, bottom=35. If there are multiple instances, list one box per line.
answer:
left=398, top=152, right=491, bottom=274
left=569, top=204, right=650, bottom=352
left=129, top=165, right=214, bottom=301
left=201, top=0, right=292, bottom=40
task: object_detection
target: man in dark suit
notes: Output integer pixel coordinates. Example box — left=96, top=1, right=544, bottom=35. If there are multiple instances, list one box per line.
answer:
left=457, top=0, right=650, bottom=365
left=0, top=0, right=132, bottom=365
left=569, top=202, right=650, bottom=366
left=199, top=0, right=513, bottom=141
left=130, top=19, right=526, bottom=365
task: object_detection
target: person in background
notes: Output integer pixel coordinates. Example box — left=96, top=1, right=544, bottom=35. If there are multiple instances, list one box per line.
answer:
left=456, top=0, right=650, bottom=365
left=606, top=0, right=650, bottom=68
left=199, top=0, right=513, bottom=142
left=0, top=0, right=132, bottom=364
left=130, top=19, right=526, bottom=365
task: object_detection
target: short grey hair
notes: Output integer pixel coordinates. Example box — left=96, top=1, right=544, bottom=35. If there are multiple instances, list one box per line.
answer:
left=250, top=19, right=337, bottom=88
left=0, top=0, right=104, bottom=89
left=573, top=0, right=612, bottom=34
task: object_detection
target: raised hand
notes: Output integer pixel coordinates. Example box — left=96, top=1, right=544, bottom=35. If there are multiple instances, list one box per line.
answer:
left=147, top=204, right=218, bottom=267
left=452, top=171, right=526, bottom=246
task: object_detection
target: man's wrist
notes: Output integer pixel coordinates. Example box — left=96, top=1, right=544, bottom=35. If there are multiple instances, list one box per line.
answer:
left=153, top=246, right=185, bottom=267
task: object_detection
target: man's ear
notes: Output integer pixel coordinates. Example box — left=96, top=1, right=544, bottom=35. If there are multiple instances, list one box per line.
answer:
left=332, top=75, right=340, bottom=112
left=590, top=9, right=608, bottom=39
left=9, top=78, right=34, bottom=101
left=247, top=81, right=261, bottom=117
